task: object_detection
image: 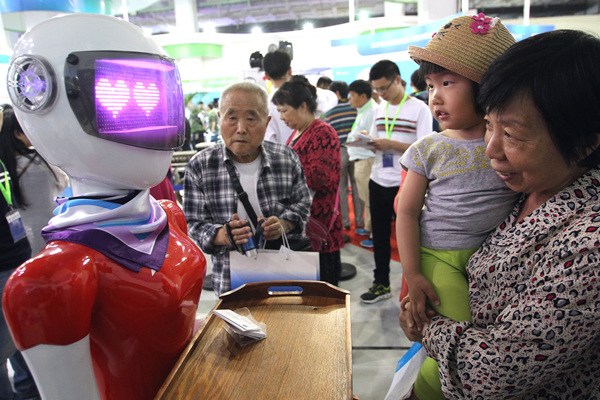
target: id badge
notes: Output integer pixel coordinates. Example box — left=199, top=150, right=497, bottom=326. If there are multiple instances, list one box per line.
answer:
left=382, top=152, right=395, bottom=168
left=6, top=209, right=27, bottom=243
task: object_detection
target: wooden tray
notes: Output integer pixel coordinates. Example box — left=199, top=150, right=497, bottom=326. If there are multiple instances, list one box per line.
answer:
left=155, top=280, right=352, bottom=400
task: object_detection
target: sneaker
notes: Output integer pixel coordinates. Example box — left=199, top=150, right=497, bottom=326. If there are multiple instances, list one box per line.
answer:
left=360, top=284, right=392, bottom=303
left=360, top=239, right=373, bottom=248
left=355, top=228, right=370, bottom=236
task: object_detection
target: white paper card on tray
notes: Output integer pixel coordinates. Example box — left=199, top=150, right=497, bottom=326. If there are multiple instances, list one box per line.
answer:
left=213, top=309, right=267, bottom=340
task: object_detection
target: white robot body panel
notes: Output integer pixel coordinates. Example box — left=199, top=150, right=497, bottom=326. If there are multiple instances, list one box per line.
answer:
left=3, top=14, right=205, bottom=400
left=8, top=14, right=182, bottom=193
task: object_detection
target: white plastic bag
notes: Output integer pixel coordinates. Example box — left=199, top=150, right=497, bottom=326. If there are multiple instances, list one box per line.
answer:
left=229, top=232, right=319, bottom=290
left=384, top=342, right=427, bottom=400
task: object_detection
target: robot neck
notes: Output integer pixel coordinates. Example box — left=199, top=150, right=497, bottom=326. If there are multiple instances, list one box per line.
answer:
left=70, top=177, right=136, bottom=198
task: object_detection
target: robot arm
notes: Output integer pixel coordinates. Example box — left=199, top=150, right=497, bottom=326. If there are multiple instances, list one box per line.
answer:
left=22, top=336, right=100, bottom=400
left=2, top=242, right=100, bottom=399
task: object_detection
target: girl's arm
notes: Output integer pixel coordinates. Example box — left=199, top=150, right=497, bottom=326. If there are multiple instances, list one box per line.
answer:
left=396, top=168, right=439, bottom=329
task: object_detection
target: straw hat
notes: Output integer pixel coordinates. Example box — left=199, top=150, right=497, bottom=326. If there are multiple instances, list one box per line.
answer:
left=408, top=13, right=515, bottom=83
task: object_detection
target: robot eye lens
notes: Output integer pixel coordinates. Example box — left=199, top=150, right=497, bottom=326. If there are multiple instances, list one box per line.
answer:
left=7, top=56, right=56, bottom=113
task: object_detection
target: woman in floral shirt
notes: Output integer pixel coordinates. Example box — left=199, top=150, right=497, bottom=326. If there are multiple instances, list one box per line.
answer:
left=400, top=30, right=600, bottom=399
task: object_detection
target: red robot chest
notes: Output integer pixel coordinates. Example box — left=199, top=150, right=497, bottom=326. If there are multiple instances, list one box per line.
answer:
left=90, top=238, right=205, bottom=399
left=3, top=221, right=206, bottom=400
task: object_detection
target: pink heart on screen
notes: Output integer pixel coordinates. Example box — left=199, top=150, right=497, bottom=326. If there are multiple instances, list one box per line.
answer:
left=133, top=82, right=160, bottom=116
left=95, top=78, right=130, bottom=118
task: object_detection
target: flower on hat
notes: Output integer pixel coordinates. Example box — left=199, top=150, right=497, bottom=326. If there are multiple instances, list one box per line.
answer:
left=470, top=12, right=492, bottom=35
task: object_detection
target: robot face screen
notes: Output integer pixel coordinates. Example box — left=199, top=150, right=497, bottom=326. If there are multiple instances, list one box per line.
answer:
left=65, top=51, right=185, bottom=150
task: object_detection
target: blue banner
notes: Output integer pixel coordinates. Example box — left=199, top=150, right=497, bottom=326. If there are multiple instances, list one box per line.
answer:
left=505, top=23, right=555, bottom=41
left=331, top=14, right=554, bottom=56
left=0, top=0, right=111, bottom=13
left=331, top=14, right=460, bottom=56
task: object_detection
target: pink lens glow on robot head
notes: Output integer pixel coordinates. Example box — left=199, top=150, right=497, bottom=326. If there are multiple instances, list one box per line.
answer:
left=96, top=78, right=130, bottom=117
left=133, top=82, right=160, bottom=116
left=93, top=57, right=184, bottom=149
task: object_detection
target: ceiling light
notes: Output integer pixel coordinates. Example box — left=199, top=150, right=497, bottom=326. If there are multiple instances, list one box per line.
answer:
left=302, top=22, right=314, bottom=30
left=201, top=22, right=216, bottom=34
left=358, top=10, right=370, bottom=20
left=251, top=26, right=262, bottom=34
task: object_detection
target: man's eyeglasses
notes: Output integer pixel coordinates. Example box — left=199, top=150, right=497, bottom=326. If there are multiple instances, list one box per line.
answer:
left=372, top=80, right=395, bottom=93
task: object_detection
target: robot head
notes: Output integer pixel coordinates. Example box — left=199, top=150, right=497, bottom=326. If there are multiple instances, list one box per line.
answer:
left=6, top=14, right=184, bottom=191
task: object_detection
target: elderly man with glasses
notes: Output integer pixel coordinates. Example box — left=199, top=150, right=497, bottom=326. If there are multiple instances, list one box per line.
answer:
left=360, top=60, right=433, bottom=304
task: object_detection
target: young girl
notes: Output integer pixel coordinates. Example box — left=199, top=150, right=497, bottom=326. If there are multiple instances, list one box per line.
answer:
left=396, top=14, right=519, bottom=400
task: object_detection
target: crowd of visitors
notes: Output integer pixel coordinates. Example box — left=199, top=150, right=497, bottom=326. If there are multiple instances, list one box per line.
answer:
left=2, top=13, right=599, bottom=399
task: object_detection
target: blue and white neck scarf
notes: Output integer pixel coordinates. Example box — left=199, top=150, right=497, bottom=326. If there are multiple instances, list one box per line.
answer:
left=41, top=190, right=169, bottom=272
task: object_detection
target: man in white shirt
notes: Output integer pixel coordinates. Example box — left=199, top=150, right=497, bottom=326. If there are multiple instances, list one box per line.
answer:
left=360, top=60, right=432, bottom=304
left=263, top=50, right=336, bottom=144
left=346, top=79, right=378, bottom=240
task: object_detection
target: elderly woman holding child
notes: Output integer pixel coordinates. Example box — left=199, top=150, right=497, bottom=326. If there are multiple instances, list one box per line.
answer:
left=400, top=29, right=600, bottom=399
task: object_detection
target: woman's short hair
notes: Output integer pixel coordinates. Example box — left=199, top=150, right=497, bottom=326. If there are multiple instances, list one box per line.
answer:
left=220, top=81, right=269, bottom=117
left=479, top=30, right=600, bottom=167
left=271, top=75, right=317, bottom=113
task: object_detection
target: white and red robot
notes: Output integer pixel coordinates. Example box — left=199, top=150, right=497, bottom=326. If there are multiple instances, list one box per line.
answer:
left=2, top=14, right=206, bottom=399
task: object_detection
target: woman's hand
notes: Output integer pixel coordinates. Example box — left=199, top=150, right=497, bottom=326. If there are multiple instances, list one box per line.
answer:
left=399, top=295, right=437, bottom=342
left=406, top=274, right=440, bottom=330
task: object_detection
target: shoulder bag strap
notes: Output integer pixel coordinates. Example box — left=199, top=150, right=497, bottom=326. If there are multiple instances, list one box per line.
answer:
left=328, top=185, right=340, bottom=232
left=224, top=160, right=259, bottom=229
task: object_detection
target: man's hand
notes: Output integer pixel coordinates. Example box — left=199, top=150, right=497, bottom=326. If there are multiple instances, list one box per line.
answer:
left=371, top=138, right=411, bottom=153
left=215, top=214, right=253, bottom=247
left=371, top=138, right=395, bottom=151
left=259, top=216, right=294, bottom=241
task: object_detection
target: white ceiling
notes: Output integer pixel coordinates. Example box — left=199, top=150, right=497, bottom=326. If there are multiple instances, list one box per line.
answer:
left=125, top=0, right=596, bottom=33
left=0, top=0, right=596, bottom=35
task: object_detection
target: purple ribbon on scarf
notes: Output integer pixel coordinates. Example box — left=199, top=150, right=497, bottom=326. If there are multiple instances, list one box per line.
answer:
left=42, top=191, right=169, bottom=272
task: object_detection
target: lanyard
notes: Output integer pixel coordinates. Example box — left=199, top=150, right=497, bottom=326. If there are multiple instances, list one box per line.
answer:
left=0, top=159, right=13, bottom=207
left=384, top=93, right=409, bottom=140
left=351, top=100, right=373, bottom=132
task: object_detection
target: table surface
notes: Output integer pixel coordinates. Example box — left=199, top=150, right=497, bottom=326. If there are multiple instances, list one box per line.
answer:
left=155, top=281, right=353, bottom=400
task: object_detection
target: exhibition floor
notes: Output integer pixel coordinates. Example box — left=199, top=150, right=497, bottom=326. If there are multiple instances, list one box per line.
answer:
left=196, top=243, right=411, bottom=400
